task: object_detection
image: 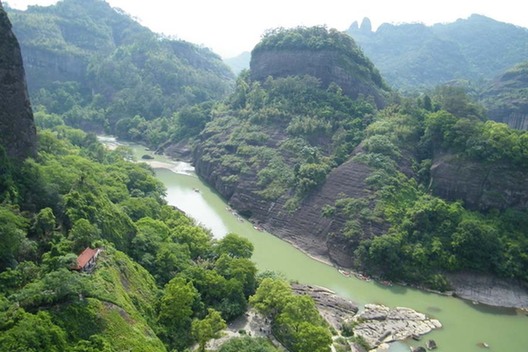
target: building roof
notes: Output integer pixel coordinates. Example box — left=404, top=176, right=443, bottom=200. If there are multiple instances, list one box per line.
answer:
left=75, top=247, right=99, bottom=270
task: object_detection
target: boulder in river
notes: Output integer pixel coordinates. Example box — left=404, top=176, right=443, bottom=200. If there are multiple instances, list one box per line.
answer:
left=352, top=304, right=442, bottom=348
left=426, top=339, right=437, bottom=350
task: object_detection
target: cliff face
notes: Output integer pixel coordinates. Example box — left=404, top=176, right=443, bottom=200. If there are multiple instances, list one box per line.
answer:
left=0, top=3, right=36, bottom=160
left=430, top=153, right=528, bottom=211
left=250, top=49, right=387, bottom=108
left=195, top=141, right=385, bottom=267
left=481, top=61, right=528, bottom=130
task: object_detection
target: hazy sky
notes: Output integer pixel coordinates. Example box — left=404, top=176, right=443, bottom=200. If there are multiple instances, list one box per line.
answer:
left=6, top=0, right=528, bottom=58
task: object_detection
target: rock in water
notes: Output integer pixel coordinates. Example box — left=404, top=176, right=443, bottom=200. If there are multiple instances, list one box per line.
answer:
left=426, top=339, right=437, bottom=350
left=352, top=304, right=442, bottom=348
left=0, top=2, right=36, bottom=160
left=411, top=347, right=426, bottom=352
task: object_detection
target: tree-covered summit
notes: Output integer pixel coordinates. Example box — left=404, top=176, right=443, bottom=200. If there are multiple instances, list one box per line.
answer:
left=250, top=26, right=389, bottom=107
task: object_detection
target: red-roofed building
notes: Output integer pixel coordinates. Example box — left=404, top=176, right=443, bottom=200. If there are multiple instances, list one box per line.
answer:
left=74, top=247, right=101, bottom=273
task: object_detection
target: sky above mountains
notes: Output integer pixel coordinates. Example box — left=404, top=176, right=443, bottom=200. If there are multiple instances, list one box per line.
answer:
left=6, top=0, right=528, bottom=58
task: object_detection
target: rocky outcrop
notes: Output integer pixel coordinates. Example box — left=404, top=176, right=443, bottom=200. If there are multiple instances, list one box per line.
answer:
left=16, top=46, right=87, bottom=92
left=0, top=2, right=36, bottom=160
left=291, top=283, right=359, bottom=330
left=352, top=304, right=442, bottom=348
left=430, top=153, right=528, bottom=211
left=447, top=272, right=528, bottom=308
left=290, top=284, right=441, bottom=350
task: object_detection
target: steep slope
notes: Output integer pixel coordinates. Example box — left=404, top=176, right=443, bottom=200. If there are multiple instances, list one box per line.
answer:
left=50, top=248, right=166, bottom=351
left=430, top=152, right=528, bottom=210
left=0, top=2, right=36, bottom=160
left=480, top=61, right=528, bottom=130
left=347, top=15, right=528, bottom=89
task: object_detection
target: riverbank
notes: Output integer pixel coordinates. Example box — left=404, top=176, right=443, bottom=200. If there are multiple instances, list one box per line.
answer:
left=140, top=150, right=528, bottom=310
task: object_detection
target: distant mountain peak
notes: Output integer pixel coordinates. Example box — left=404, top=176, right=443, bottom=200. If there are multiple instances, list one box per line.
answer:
left=360, top=17, right=372, bottom=32
left=346, top=14, right=528, bottom=89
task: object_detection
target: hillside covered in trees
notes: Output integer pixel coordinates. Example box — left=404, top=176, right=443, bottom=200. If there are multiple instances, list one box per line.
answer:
left=0, top=4, right=340, bottom=351
left=194, top=26, right=528, bottom=292
left=480, top=61, right=528, bottom=130
left=6, top=0, right=234, bottom=147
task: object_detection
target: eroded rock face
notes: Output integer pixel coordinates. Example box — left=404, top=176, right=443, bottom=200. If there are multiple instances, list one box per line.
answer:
left=194, top=142, right=386, bottom=268
left=430, top=153, right=528, bottom=211
left=250, top=49, right=387, bottom=108
left=447, top=272, right=528, bottom=308
left=0, top=3, right=36, bottom=160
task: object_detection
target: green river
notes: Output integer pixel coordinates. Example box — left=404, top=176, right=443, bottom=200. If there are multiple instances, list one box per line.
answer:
left=113, top=138, right=527, bottom=352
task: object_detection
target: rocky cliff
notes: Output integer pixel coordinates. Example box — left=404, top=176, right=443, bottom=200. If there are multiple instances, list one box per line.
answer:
left=0, top=2, right=36, bottom=160
left=480, top=61, right=528, bottom=130
left=430, top=153, right=528, bottom=211
left=195, top=139, right=385, bottom=268
left=250, top=26, right=389, bottom=108
left=251, top=49, right=387, bottom=108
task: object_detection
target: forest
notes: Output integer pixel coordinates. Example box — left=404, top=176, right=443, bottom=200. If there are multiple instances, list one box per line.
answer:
left=0, top=122, right=336, bottom=351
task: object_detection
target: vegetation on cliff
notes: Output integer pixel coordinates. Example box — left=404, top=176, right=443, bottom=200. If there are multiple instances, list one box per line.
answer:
left=196, top=71, right=376, bottom=210
left=196, top=54, right=528, bottom=290
left=253, top=26, right=384, bottom=90
left=343, top=93, right=528, bottom=287
left=250, top=26, right=389, bottom=107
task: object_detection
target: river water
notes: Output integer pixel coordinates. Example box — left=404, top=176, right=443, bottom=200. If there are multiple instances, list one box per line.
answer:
left=108, top=137, right=527, bottom=352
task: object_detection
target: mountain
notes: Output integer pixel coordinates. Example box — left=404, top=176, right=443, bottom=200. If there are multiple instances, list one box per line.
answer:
left=250, top=26, right=389, bottom=108
left=6, top=0, right=234, bottom=141
left=347, top=14, right=528, bottom=90
left=224, top=51, right=251, bottom=75
left=194, top=26, right=528, bottom=292
left=480, top=61, right=528, bottom=129
left=0, top=2, right=36, bottom=160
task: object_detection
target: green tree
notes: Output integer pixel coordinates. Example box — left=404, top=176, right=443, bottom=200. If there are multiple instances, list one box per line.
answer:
left=158, top=277, right=199, bottom=350
left=249, top=278, right=293, bottom=319
left=218, top=336, right=279, bottom=352
left=68, top=219, right=101, bottom=253
left=215, top=233, right=254, bottom=258
left=34, top=207, right=56, bottom=240
left=275, top=295, right=331, bottom=352
left=0, top=206, right=30, bottom=270
left=0, top=310, right=68, bottom=352
left=215, top=254, right=257, bottom=297
left=294, top=322, right=332, bottom=352
left=191, top=308, right=226, bottom=352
